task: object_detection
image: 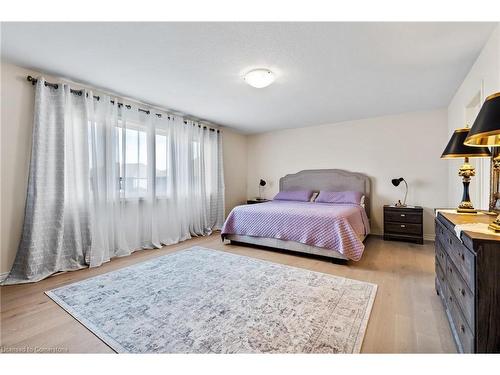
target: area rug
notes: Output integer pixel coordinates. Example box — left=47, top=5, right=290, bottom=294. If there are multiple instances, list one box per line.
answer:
left=46, top=247, right=377, bottom=353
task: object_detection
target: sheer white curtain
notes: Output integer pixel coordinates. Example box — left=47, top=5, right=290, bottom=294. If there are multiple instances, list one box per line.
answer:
left=87, top=100, right=225, bottom=267
left=3, top=78, right=224, bottom=284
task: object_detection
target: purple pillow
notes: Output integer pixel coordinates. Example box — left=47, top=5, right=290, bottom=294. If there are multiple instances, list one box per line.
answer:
left=315, top=191, right=363, bottom=205
left=273, top=190, right=313, bottom=202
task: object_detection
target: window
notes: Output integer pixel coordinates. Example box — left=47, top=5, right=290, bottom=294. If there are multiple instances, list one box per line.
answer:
left=117, top=124, right=148, bottom=198
left=155, top=131, right=171, bottom=197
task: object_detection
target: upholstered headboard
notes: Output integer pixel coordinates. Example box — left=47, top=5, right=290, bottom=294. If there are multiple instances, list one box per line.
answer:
left=279, top=169, right=372, bottom=218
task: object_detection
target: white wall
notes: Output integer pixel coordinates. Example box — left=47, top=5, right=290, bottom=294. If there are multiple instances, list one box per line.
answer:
left=447, top=24, right=500, bottom=209
left=246, top=109, right=449, bottom=240
left=1, top=63, right=37, bottom=276
left=222, top=128, right=248, bottom=216
left=0, top=61, right=248, bottom=275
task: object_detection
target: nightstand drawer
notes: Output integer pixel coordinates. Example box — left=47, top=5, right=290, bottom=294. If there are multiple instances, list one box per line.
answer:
left=385, top=210, right=422, bottom=224
left=383, top=205, right=423, bottom=244
left=385, top=222, right=422, bottom=235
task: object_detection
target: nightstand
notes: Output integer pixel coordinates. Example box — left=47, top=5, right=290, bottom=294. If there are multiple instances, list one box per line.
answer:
left=383, top=205, right=423, bottom=244
left=247, top=199, right=270, bottom=204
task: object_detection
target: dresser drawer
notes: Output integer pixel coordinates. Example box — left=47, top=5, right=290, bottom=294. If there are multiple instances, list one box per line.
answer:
left=385, top=210, right=422, bottom=224
left=435, top=273, right=445, bottom=301
left=446, top=259, right=475, bottom=333
left=435, top=258, right=446, bottom=288
left=435, top=240, right=447, bottom=270
left=445, top=284, right=475, bottom=353
left=385, top=222, right=422, bottom=235
left=436, top=219, right=475, bottom=288
left=435, top=219, right=447, bottom=238
left=442, top=232, right=475, bottom=291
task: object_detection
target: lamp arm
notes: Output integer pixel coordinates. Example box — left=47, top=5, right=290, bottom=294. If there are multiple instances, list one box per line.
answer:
left=403, top=179, right=408, bottom=206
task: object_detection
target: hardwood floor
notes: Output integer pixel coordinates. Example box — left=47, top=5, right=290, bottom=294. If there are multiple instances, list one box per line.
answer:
left=0, top=234, right=456, bottom=353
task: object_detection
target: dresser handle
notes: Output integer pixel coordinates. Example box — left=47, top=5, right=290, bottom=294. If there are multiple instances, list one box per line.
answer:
left=400, top=224, right=406, bottom=228
left=449, top=296, right=453, bottom=302
left=461, top=253, right=465, bottom=261
left=448, top=238, right=452, bottom=245
left=401, top=214, right=406, bottom=217
left=460, top=288, right=465, bottom=297
left=460, top=324, right=465, bottom=333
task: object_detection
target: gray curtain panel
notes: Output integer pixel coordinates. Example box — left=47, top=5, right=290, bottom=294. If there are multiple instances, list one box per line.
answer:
left=3, top=80, right=91, bottom=284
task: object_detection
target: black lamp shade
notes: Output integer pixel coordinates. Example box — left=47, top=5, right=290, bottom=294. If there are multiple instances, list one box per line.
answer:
left=464, top=93, right=500, bottom=147
left=441, top=128, right=491, bottom=159
left=259, top=179, right=267, bottom=187
left=392, top=178, right=404, bottom=187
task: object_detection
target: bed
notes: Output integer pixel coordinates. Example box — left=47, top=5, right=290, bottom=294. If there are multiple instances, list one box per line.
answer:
left=221, top=169, right=371, bottom=261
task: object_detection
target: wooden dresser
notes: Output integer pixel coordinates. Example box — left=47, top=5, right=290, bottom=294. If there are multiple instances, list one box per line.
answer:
left=435, top=211, right=500, bottom=353
left=383, top=205, right=423, bottom=244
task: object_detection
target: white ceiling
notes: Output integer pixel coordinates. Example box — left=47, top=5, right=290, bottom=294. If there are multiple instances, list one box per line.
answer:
left=1, top=22, right=496, bottom=133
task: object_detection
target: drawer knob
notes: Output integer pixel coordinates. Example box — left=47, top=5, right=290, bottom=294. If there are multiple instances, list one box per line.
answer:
left=460, top=288, right=465, bottom=297
left=461, top=253, right=465, bottom=261
left=400, top=224, right=406, bottom=228
left=460, top=324, right=465, bottom=333
left=449, top=296, right=453, bottom=302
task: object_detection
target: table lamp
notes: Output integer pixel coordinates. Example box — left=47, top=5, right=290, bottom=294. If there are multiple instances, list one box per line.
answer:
left=391, top=177, right=408, bottom=207
left=464, top=92, right=500, bottom=231
left=258, top=179, right=267, bottom=200
left=441, top=128, right=491, bottom=213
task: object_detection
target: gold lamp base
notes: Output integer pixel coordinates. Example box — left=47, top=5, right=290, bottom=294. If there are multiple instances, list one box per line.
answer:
left=457, top=200, right=477, bottom=213
left=488, top=215, right=500, bottom=232
left=457, top=207, right=478, bottom=214
left=487, top=155, right=500, bottom=232
left=456, top=159, right=478, bottom=214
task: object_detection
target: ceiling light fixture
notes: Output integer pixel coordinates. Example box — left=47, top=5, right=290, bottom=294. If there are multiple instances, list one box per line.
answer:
left=244, top=68, right=275, bottom=88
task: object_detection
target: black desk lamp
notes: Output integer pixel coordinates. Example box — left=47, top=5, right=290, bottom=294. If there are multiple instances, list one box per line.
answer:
left=441, top=128, right=491, bottom=213
left=258, top=179, right=267, bottom=200
left=464, top=92, right=500, bottom=230
left=391, top=177, right=408, bottom=207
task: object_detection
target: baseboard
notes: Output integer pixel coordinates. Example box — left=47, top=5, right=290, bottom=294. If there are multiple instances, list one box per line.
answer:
left=424, top=234, right=436, bottom=242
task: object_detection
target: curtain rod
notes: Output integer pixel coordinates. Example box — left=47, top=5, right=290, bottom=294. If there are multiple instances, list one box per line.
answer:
left=26, top=76, right=220, bottom=133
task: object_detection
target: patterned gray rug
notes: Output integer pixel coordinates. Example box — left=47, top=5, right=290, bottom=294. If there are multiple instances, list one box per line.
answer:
left=46, top=247, right=377, bottom=353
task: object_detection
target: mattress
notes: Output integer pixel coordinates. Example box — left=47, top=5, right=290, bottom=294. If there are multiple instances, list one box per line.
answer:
left=221, top=200, right=370, bottom=261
